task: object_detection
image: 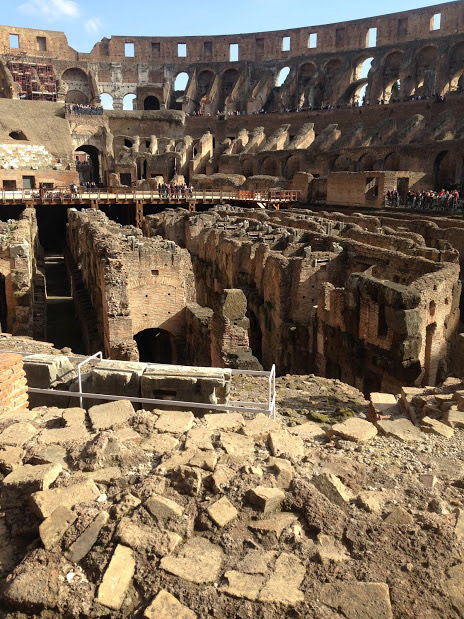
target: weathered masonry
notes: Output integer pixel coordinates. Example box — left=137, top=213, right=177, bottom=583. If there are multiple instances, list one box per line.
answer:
left=145, top=206, right=461, bottom=393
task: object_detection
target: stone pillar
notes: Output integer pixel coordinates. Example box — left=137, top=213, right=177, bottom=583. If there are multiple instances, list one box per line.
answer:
left=0, top=353, right=28, bottom=411
left=113, top=96, right=123, bottom=110
left=211, top=289, right=262, bottom=370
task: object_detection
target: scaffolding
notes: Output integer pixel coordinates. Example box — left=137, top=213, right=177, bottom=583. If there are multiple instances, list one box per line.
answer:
left=7, top=55, right=57, bottom=101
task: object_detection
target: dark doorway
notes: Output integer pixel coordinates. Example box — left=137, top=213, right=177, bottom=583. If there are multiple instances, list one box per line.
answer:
left=144, top=96, right=160, bottom=110
left=0, top=273, right=7, bottom=332
left=22, top=176, right=35, bottom=190
left=247, top=310, right=263, bottom=363
left=134, top=328, right=174, bottom=363
left=75, top=146, right=100, bottom=185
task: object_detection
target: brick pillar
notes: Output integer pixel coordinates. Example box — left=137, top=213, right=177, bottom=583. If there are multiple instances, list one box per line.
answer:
left=0, top=353, right=29, bottom=411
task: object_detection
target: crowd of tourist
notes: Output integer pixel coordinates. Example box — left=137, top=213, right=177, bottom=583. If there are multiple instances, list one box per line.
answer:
left=65, top=104, right=104, bottom=115
left=158, top=183, right=194, bottom=198
left=387, top=188, right=462, bottom=211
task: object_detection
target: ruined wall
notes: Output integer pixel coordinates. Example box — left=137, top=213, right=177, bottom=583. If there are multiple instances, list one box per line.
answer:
left=145, top=206, right=461, bottom=393
left=0, top=208, right=46, bottom=340
left=66, top=209, right=196, bottom=361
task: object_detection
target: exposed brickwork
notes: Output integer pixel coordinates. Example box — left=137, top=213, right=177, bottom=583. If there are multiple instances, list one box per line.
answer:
left=0, top=353, right=29, bottom=410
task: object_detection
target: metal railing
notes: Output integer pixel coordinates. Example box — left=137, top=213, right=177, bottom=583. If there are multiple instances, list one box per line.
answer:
left=1, top=350, right=277, bottom=419
left=0, top=187, right=300, bottom=205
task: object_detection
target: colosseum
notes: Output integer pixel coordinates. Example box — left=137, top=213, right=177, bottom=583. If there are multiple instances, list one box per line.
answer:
left=1, top=2, right=464, bottom=617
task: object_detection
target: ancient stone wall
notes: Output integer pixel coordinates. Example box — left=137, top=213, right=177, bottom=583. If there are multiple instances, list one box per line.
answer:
left=66, top=209, right=197, bottom=361
left=0, top=352, right=28, bottom=411
left=0, top=208, right=46, bottom=340
left=145, top=206, right=461, bottom=393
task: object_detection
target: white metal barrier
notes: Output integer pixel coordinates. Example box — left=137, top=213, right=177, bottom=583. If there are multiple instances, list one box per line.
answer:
left=1, top=350, right=277, bottom=419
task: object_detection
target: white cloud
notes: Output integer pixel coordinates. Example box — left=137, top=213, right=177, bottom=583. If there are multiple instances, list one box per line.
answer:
left=85, top=17, right=102, bottom=34
left=19, top=0, right=80, bottom=20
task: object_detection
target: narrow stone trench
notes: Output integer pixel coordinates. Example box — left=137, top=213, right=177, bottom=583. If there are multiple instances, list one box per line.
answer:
left=44, top=253, right=85, bottom=354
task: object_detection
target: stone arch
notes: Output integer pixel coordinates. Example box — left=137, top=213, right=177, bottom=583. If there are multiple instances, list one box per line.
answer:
left=414, top=45, right=437, bottom=96
left=74, top=144, right=101, bottom=184
left=332, top=153, right=354, bottom=172
left=449, top=42, right=464, bottom=92
left=134, top=328, right=176, bottom=364
left=298, top=62, right=317, bottom=107
left=383, top=152, right=401, bottom=171
left=197, top=70, right=215, bottom=97
left=241, top=158, right=254, bottom=177
left=382, top=51, right=403, bottom=101
left=285, top=155, right=300, bottom=179
left=220, top=68, right=240, bottom=109
left=100, top=93, right=114, bottom=110
left=123, top=93, right=136, bottom=110
left=144, top=95, right=160, bottom=110
left=276, top=67, right=290, bottom=87
left=357, top=152, right=376, bottom=172
left=61, top=67, right=91, bottom=103
left=434, top=150, right=453, bottom=189
left=261, top=156, right=277, bottom=176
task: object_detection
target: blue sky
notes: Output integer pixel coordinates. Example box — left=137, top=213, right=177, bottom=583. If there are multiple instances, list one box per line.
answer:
left=2, top=0, right=448, bottom=52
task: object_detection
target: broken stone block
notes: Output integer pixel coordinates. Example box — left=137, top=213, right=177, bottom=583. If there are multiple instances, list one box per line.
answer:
left=155, top=410, right=194, bottom=434
left=312, top=473, right=352, bottom=508
left=113, top=427, right=142, bottom=444
left=288, top=421, right=326, bottom=441
left=85, top=466, right=121, bottom=484
left=356, top=491, right=384, bottom=514
left=207, top=496, right=238, bottom=527
left=221, top=570, right=266, bottom=601
left=91, top=361, right=144, bottom=401
left=268, top=457, right=293, bottom=489
left=39, top=505, right=77, bottom=550
left=420, top=416, right=454, bottom=438
left=204, top=412, right=244, bottom=432
left=329, top=417, right=378, bottom=443
left=455, top=509, right=464, bottom=538
left=160, top=537, right=224, bottom=584
left=62, top=408, right=86, bottom=426
left=268, top=432, right=304, bottom=461
left=145, top=493, right=184, bottom=519
left=0, top=446, right=23, bottom=473
left=0, top=422, right=37, bottom=447
left=142, top=433, right=179, bottom=455
left=443, top=409, right=464, bottom=428
left=185, top=427, right=214, bottom=450
left=369, top=392, right=399, bottom=420
left=220, top=432, right=255, bottom=460
left=188, top=450, right=217, bottom=472
left=97, top=544, right=135, bottom=611
left=144, top=590, right=196, bottom=619
left=258, top=552, right=305, bottom=606
left=243, top=413, right=280, bottom=439
left=24, top=354, right=77, bottom=407
left=419, top=474, right=437, bottom=489
left=384, top=506, right=414, bottom=526
left=65, top=511, right=109, bottom=563
left=88, top=399, right=134, bottom=431
left=316, top=534, right=351, bottom=565
left=156, top=449, right=196, bottom=473
left=248, top=513, right=298, bottom=538
left=170, top=465, right=203, bottom=496
left=28, top=444, right=67, bottom=468
left=111, top=492, right=141, bottom=519
left=247, top=486, right=285, bottom=514
left=116, top=517, right=182, bottom=556
left=3, top=462, right=62, bottom=493
left=211, top=466, right=235, bottom=494
left=376, top=418, right=424, bottom=443
left=38, top=426, right=90, bottom=446
left=320, top=582, right=393, bottom=618
left=237, top=550, right=276, bottom=574
left=30, top=479, right=100, bottom=519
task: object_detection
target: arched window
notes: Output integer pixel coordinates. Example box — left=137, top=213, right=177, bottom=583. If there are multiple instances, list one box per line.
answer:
left=276, top=67, right=290, bottom=87
left=144, top=96, right=160, bottom=110
left=100, top=93, right=114, bottom=110
left=123, top=94, right=136, bottom=110
left=174, top=72, right=189, bottom=92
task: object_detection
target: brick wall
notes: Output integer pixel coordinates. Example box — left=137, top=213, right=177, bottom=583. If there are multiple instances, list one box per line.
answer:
left=0, top=353, right=28, bottom=411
